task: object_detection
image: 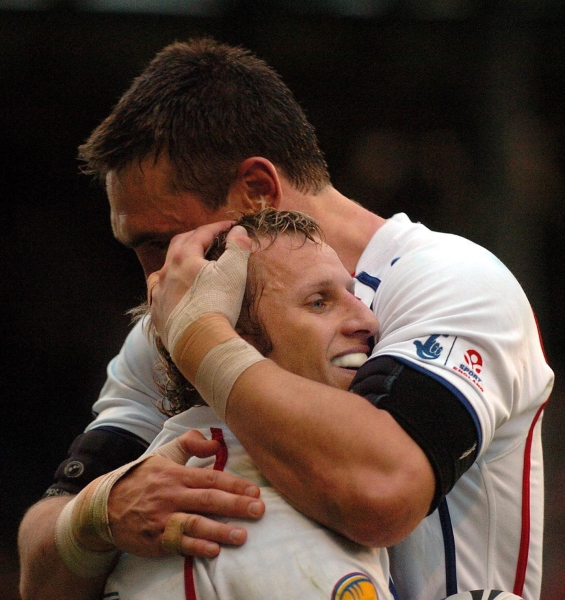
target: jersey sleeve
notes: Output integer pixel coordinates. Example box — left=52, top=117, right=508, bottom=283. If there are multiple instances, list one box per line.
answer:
left=365, top=234, right=549, bottom=459
left=86, top=317, right=168, bottom=443
left=350, top=355, right=478, bottom=511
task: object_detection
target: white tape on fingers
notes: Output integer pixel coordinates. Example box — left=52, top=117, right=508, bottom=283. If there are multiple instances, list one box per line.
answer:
left=163, top=240, right=250, bottom=353
left=162, top=513, right=188, bottom=555
left=152, top=436, right=192, bottom=464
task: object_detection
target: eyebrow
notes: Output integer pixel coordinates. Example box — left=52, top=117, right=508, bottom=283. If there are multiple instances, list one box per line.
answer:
left=298, top=277, right=356, bottom=295
left=298, top=278, right=334, bottom=292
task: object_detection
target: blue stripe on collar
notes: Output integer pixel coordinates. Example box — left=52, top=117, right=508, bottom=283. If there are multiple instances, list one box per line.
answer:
left=355, top=271, right=381, bottom=291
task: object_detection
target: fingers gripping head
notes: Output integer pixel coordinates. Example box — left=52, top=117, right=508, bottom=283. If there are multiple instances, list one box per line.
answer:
left=206, top=208, right=324, bottom=344
left=140, top=209, right=324, bottom=416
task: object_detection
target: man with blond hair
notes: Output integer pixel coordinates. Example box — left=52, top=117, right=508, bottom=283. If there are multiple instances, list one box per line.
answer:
left=100, top=209, right=393, bottom=599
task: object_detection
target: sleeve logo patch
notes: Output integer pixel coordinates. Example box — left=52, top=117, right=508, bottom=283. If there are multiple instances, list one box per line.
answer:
left=412, top=336, right=486, bottom=393
left=414, top=334, right=450, bottom=360
left=464, top=349, right=483, bottom=373
left=453, top=348, right=484, bottom=392
left=412, top=334, right=485, bottom=392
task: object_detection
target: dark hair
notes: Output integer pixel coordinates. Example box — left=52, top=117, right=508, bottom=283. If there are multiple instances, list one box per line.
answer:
left=79, top=38, right=330, bottom=210
left=142, top=209, right=323, bottom=415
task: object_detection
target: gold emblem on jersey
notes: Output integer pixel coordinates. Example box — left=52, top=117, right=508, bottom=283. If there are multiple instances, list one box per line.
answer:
left=331, top=572, right=379, bottom=599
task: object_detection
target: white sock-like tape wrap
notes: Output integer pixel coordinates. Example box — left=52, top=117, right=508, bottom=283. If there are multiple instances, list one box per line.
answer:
left=195, top=337, right=267, bottom=421
left=55, top=438, right=190, bottom=578
left=54, top=498, right=118, bottom=578
left=163, top=240, right=250, bottom=354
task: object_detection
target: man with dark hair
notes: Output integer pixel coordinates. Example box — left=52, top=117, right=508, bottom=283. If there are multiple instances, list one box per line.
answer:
left=19, top=39, right=552, bottom=600
left=80, top=40, right=330, bottom=214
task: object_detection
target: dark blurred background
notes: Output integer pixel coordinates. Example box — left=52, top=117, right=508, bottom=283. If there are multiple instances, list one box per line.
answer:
left=1, top=1, right=564, bottom=598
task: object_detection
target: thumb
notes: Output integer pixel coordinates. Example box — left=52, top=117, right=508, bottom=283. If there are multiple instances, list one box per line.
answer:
left=177, top=429, right=221, bottom=459
left=150, top=430, right=218, bottom=464
left=225, top=225, right=252, bottom=252
left=150, top=436, right=192, bottom=464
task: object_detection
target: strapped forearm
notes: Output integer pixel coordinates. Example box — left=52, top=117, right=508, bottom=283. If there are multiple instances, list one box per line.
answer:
left=19, top=496, right=108, bottom=600
left=162, top=239, right=250, bottom=352
left=158, top=238, right=266, bottom=421
left=170, top=314, right=266, bottom=421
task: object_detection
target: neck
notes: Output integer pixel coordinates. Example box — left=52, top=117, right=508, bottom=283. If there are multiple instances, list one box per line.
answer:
left=279, top=183, right=386, bottom=274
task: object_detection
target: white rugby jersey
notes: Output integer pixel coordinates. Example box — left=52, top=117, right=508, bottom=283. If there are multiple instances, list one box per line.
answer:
left=91, top=213, right=553, bottom=600
left=353, top=214, right=553, bottom=600
left=105, top=407, right=394, bottom=600
left=87, top=318, right=166, bottom=444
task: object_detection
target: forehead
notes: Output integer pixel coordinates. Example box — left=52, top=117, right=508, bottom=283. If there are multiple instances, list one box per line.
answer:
left=253, top=235, right=349, bottom=295
left=106, top=157, right=213, bottom=247
left=106, top=156, right=174, bottom=219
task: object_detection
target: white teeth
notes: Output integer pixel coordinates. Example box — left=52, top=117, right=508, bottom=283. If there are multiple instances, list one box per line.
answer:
left=331, top=353, right=368, bottom=369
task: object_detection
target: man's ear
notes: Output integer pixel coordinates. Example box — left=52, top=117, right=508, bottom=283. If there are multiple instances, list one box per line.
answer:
left=228, top=157, right=282, bottom=212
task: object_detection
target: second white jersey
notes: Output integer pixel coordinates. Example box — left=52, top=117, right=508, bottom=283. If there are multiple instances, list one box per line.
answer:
left=353, top=214, right=553, bottom=600
left=105, top=407, right=394, bottom=600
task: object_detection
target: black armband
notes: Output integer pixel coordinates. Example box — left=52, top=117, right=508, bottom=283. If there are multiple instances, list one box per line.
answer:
left=350, top=356, right=479, bottom=513
left=42, top=426, right=149, bottom=498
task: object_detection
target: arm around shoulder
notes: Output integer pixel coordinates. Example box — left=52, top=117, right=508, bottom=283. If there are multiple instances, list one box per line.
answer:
left=227, top=360, right=436, bottom=548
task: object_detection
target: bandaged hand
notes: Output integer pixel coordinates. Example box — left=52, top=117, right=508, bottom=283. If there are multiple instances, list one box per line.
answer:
left=148, top=223, right=266, bottom=421
left=54, top=434, right=206, bottom=578
left=163, top=231, right=251, bottom=353
left=148, top=222, right=251, bottom=345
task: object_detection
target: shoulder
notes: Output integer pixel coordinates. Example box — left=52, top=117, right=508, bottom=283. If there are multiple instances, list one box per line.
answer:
left=119, top=317, right=160, bottom=366
left=375, top=232, right=530, bottom=334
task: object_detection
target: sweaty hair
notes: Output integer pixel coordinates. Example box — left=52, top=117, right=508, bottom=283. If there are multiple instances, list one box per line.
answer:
left=144, top=209, right=323, bottom=415
left=79, top=38, right=330, bottom=210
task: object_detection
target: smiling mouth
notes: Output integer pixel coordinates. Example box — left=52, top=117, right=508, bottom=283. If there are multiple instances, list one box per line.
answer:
left=331, top=353, right=368, bottom=369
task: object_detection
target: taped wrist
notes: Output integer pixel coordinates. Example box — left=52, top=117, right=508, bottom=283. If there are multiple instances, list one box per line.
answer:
left=170, top=313, right=267, bottom=421
left=54, top=498, right=118, bottom=578
left=54, top=453, right=148, bottom=577
left=194, top=338, right=267, bottom=421
left=163, top=240, right=250, bottom=353
left=54, top=437, right=191, bottom=578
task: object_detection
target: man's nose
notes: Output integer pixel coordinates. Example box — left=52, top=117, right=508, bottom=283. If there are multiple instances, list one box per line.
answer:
left=341, top=295, right=379, bottom=337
